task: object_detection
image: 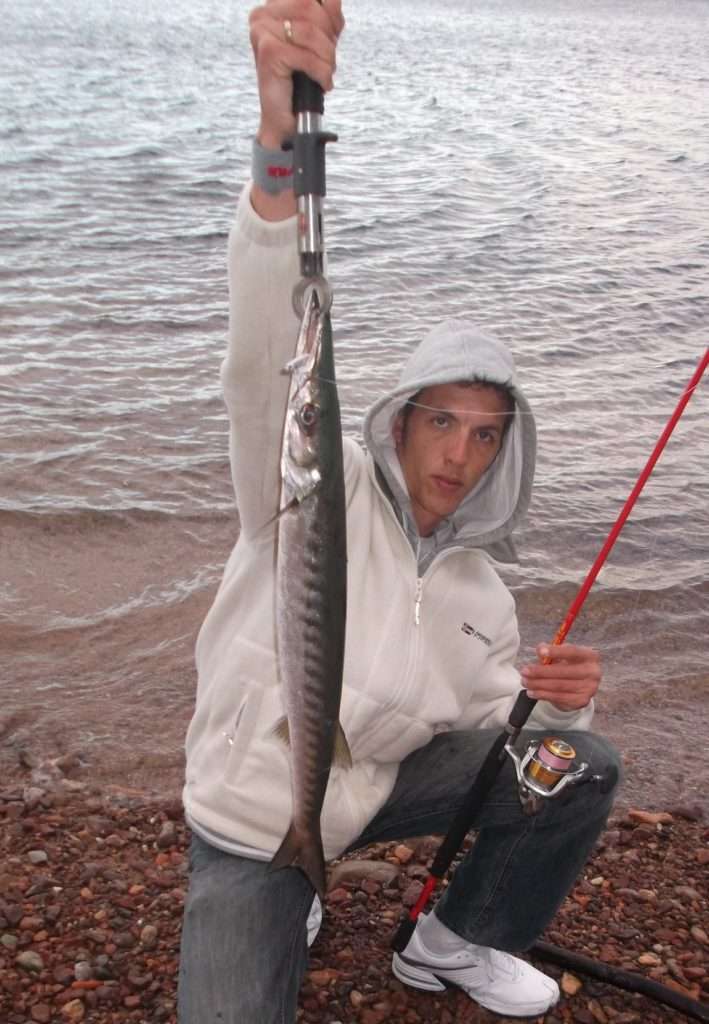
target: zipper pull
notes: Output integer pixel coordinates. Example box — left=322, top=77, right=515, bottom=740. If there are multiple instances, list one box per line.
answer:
left=414, top=578, right=423, bottom=626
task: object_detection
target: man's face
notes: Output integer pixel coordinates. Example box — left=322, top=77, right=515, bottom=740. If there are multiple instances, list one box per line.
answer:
left=392, top=382, right=509, bottom=537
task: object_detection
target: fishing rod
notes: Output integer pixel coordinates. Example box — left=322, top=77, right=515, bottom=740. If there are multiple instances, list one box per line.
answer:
left=391, top=347, right=708, bottom=1016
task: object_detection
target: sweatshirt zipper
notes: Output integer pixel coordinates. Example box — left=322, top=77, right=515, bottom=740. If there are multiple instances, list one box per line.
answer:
left=414, top=577, right=423, bottom=626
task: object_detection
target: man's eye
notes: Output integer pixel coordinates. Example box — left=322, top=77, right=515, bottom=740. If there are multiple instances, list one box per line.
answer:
left=432, top=414, right=449, bottom=428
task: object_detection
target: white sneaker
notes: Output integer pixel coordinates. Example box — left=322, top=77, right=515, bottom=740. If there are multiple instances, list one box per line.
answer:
left=306, top=894, right=323, bottom=947
left=392, top=914, right=559, bottom=1018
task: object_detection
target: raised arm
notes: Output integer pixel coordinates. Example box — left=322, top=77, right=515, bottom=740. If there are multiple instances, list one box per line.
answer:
left=249, top=0, right=344, bottom=222
left=222, top=1, right=344, bottom=539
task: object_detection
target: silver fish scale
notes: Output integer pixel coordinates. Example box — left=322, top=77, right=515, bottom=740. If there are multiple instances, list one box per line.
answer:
left=278, top=496, right=340, bottom=761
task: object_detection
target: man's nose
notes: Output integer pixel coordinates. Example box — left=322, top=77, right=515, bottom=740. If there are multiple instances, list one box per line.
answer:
left=444, top=429, right=469, bottom=465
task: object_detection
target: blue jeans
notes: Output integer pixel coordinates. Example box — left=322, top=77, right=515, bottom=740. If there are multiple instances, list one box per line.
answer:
left=178, top=728, right=620, bottom=1024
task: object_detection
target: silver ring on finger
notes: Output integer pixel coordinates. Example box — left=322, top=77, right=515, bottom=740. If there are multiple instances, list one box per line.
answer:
left=283, top=18, right=294, bottom=44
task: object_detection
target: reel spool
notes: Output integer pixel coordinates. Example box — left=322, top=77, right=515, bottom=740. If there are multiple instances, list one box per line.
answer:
left=506, top=736, right=589, bottom=815
left=527, top=737, right=576, bottom=791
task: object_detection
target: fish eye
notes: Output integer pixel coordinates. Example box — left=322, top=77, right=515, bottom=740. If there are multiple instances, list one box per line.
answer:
left=298, top=402, right=318, bottom=432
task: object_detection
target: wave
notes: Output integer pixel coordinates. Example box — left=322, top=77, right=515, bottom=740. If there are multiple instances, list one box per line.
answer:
left=0, top=505, right=236, bottom=532
left=512, top=577, right=708, bottom=636
left=38, top=564, right=223, bottom=632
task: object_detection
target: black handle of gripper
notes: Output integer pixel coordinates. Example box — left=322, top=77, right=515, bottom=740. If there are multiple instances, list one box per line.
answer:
left=290, top=0, right=327, bottom=113
left=292, top=71, right=325, bottom=115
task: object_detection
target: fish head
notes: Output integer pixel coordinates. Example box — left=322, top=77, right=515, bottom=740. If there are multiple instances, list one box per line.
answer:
left=282, top=380, right=322, bottom=503
left=285, top=370, right=322, bottom=473
left=280, top=292, right=325, bottom=505
left=288, top=362, right=321, bottom=465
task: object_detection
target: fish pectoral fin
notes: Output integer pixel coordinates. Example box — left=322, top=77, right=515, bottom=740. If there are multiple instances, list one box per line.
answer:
left=272, top=716, right=291, bottom=747
left=266, top=478, right=319, bottom=527
left=263, top=496, right=300, bottom=529
left=333, top=722, right=353, bottom=770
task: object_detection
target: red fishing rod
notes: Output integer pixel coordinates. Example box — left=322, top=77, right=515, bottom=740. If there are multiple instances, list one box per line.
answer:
left=392, top=347, right=708, bottom=958
left=541, top=345, right=708, bottom=654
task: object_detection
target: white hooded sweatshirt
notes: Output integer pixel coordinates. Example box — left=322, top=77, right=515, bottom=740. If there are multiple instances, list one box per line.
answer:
left=182, top=186, right=594, bottom=861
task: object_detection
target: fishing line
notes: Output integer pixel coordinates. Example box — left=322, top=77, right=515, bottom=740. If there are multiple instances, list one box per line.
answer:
left=313, top=379, right=706, bottom=416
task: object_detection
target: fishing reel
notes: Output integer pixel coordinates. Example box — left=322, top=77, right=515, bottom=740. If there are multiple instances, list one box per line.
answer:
left=505, top=736, right=589, bottom=815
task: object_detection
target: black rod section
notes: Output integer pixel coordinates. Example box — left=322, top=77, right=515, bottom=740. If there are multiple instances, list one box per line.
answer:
left=533, top=941, right=709, bottom=1023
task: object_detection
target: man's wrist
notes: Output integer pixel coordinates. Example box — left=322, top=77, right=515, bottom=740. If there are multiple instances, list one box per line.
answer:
left=250, top=135, right=297, bottom=222
left=252, top=137, right=294, bottom=196
left=256, top=123, right=291, bottom=150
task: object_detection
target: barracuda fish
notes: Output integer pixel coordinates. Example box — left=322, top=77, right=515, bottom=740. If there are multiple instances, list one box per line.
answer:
left=271, top=289, right=351, bottom=899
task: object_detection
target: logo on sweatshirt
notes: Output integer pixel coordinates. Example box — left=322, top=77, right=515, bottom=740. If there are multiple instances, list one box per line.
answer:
left=461, top=622, right=491, bottom=646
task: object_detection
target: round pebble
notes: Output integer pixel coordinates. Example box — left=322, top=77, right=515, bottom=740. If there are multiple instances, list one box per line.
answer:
left=74, top=960, right=93, bottom=981
left=16, top=949, right=44, bottom=972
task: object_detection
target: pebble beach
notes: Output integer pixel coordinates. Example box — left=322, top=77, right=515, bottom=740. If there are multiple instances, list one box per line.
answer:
left=1, top=753, right=707, bottom=1024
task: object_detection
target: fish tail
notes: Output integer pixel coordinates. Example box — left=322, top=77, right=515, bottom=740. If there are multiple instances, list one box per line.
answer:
left=270, top=822, right=327, bottom=899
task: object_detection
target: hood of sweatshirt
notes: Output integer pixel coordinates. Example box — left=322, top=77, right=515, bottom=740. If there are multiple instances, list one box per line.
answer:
left=362, top=321, right=536, bottom=566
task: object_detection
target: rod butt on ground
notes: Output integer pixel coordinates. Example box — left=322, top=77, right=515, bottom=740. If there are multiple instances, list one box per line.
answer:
left=391, top=914, right=417, bottom=953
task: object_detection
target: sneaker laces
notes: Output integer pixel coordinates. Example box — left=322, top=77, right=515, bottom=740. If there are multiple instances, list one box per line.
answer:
left=480, top=946, right=521, bottom=981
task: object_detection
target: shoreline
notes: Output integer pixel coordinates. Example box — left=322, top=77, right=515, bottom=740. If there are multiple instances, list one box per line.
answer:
left=1, top=759, right=707, bottom=1023
left=3, top=677, right=708, bottom=821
